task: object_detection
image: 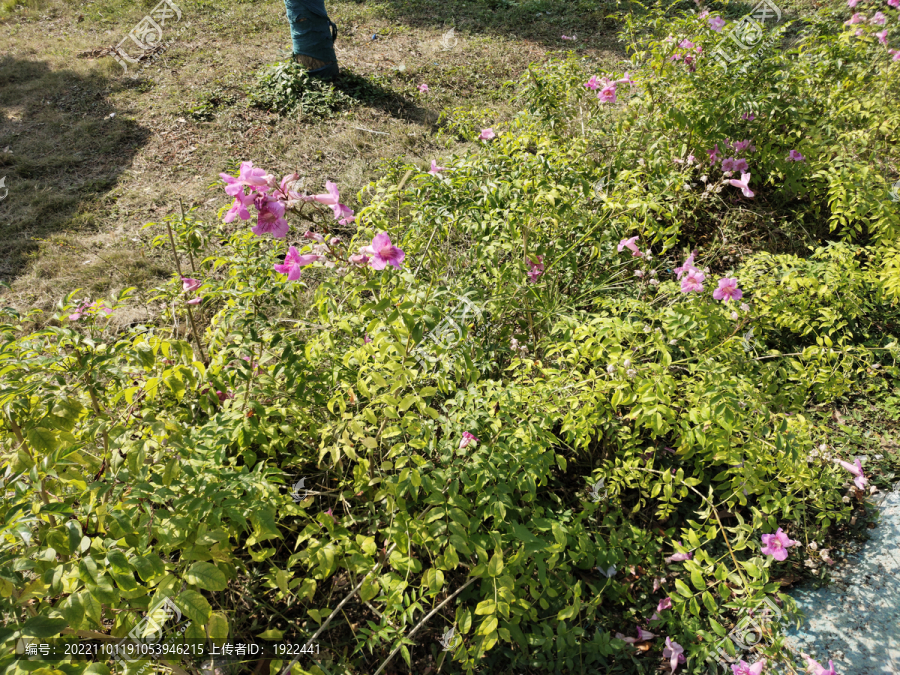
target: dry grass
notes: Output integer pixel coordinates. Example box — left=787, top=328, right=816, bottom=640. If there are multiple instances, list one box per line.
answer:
left=0, top=0, right=628, bottom=319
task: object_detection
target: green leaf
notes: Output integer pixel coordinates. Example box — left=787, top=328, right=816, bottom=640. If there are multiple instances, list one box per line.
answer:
left=21, top=617, right=68, bottom=638
left=176, top=590, right=212, bottom=626
left=184, top=562, right=227, bottom=592
left=690, top=569, right=706, bottom=591
left=674, top=579, right=693, bottom=598
left=257, top=628, right=284, bottom=640
left=207, top=612, right=229, bottom=643
left=487, top=552, right=504, bottom=577
left=27, top=428, right=58, bottom=454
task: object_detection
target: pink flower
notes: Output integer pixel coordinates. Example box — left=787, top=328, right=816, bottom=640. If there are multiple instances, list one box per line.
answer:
left=616, top=72, right=636, bottom=86
left=429, top=160, right=447, bottom=175
left=418, top=83, right=429, bottom=92
left=304, top=230, right=325, bottom=243
left=788, top=149, right=806, bottom=161
left=252, top=195, right=289, bottom=238
left=333, top=203, right=356, bottom=226
left=721, top=157, right=737, bottom=172
left=224, top=191, right=255, bottom=223
left=220, top=161, right=271, bottom=197
left=182, top=277, right=201, bottom=293
left=728, top=172, right=754, bottom=198
left=598, top=84, right=617, bottom=102
left=669, top=53, right=683, bottom=62
left=274, top=246, right=322, bottom=281
left=871, top=11, right=887, bottom=24
left=680, top=268, right=706, bottom=293
left=216, top=390, right=235, bottom=402
left=665, top=542, right=693, bottom=563
left=324, top=508, right=335, bottom=521
left=657, top=597, right=673, bottom=612
left=459, top=432, right=479, bottom=449
left=478, top=128, right=496, bottom=141
left=186, top=297, right=201, bottom=305
left=707, top=143, right=721, bottom=164
left=361, top=232, right=405, bottom=270
left=68, top=300, right=112, bottom=321
left=856, top=28, right=866, bottom=35
left=845, top=12, right=866, bottom=24
left=712, top=277, right=743, bottom=302
left=891, top=49, right=900, bottom=60
left=802, top=654, right=837, bottom=675
left=679, top=39, right=695, bottom=49
left=364, top=334, right=372, bottom=344
left=877, top=29, right=889, bottom=44
left=732, top=659, right=766, bottom=675
left=617, top=236, right=644, bottom=257
left=349, top=253, right=369, bottom=266
left=848, top=0, right=858, bottom=6
left=584, top=75, right=601, bottom=90
left=674, top=251, right=697, bottom=279
left=699, top=9, right=710, bottom=18
left=635, top=270, right=645, bottom=277
left=732, top=139, right=754, bottom=154
left=710, top=16, right=726, bottom=31
left=835, top=457, right=868, bottom=489
left=663, top=638, right=686, bottom=673
left=741, top=113, right=756, bottom=121
left=761, top=527, right=797, bottom=561
left=616, top=626, right=656, bottom=644
left=527, top=255, right=545, bottom=282
left=890, top=0, right=899, bottom=8
left=302, top=180, right=341, bottom=207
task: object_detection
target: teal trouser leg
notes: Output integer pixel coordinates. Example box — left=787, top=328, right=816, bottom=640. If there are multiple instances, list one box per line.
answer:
left=284, top=0, right=339, bottom=79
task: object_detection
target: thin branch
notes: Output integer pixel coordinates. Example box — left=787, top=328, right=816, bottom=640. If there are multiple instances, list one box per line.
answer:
left=279, top=544, right=397, bottom=675
left=372, top=576, right=478, bottom=675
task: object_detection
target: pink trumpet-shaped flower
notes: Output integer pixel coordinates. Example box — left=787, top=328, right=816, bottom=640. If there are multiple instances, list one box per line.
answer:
left=876, top=29, right=889, bottom=45
left=713, top=277, right=743, bottom=302
left=459, top=432, right=479, bottom=449
left=304, top=230, right=325, bottom=243
left=788, top=149, right=806, bottom=161
left=708, top=143, right=721, bottom=164
left=728, top=172, right=755, bottom=198
left=891, top=49, right=900, bottom=61
left=274, top=246, right=322, bottom=281
left=710, top=16, right=726, bottom=31
left=349, top=253, right=370, bottom=266
left=224, top=190, right=255, bottom=223
left=418, top=83, right=429, bottom=92
left=364, top=334, right=372, bottom=344
left=665, top=542, right=693, bottom=563
left=761, top=527, right=797, bottom=561
left=584, top=75, right=601, bottom=90
left=802, top=653, right=837, bottom=675
left=618, top=236, right=644, bottom=257
left=674, top=251, right=697, bottom=279
left=251, top=195, right=289, bottom=238
left=680, top=268, right=705, bottom=293
left=870, top=11, right=887, bottom=24
left=663, top=638, right=686, bottom=673
left=361, top=232, right=405, bottom=270
left=220, top=161, right=271, bottom=197
left=302, top=180, right=341, bottom=207
left=732, top=659, right=766, bottom=675
left=182, top=277, right=201, bottom=293
left=478, top=128, right=496, bottom=141
left=68, top=300, right=112, bottom=321
left=598, top=84, right=617, bottom=103
left=848, top=0, right=858, bottom=5
left=429, top=160, right=447, bottom=175
left=527, top=255, right=545, bottom=282
left=657, top=597, right=673, bottom=612
left=616, top=626, right=656, bottom=644
left=889, top=0, right=899, bottom=8
left=721, top=157, right=737, bottom=172
left=845, top=12, right=866, bottom=24
left=186, top=297, right=201, bottom=305
left=835, top=457, right=868, bottom=489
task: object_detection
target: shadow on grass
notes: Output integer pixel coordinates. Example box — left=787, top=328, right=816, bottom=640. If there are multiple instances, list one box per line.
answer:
left=0, top=56, right=152, bottom=284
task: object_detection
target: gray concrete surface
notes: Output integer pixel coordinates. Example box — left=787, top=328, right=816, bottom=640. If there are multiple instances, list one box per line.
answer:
left=785, top=487, right=900, bottom=674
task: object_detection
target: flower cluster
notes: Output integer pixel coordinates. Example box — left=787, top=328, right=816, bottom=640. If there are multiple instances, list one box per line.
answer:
left=585, top=72, right=635, bottom=103
left=68, top=300, right=113, bottom=322
left=669, top=39, right=703, bottom=70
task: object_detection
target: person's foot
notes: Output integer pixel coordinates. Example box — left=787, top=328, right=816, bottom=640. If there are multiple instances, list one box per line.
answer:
left=293, top=53, right=339, bottom=80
